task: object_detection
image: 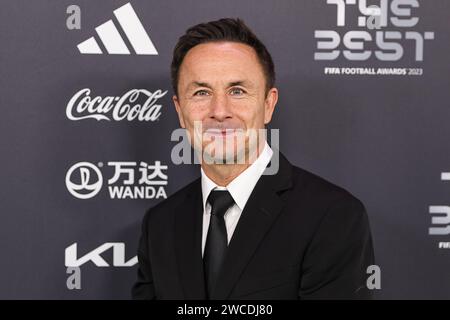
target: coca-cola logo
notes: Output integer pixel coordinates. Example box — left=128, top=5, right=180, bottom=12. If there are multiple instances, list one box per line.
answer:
left=66, top=88, right=167, bottom=121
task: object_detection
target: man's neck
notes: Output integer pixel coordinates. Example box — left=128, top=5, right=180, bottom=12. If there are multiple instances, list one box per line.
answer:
left=200, top=141, right=265, bottom=187
left=201, top=163, right=251, bottom=187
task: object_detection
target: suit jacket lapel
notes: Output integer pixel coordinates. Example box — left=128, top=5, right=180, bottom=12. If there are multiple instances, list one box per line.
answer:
left=212, top=152, right=294, bottom=299
left=174, top=179, right=207, bottom=299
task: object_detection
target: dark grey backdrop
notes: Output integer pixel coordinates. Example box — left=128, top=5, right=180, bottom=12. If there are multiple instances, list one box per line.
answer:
left=1, top=0, right=449, bottom=299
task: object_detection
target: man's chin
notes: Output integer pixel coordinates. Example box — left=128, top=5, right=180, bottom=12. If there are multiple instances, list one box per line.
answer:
left=200, top=148, right=248, bottom=165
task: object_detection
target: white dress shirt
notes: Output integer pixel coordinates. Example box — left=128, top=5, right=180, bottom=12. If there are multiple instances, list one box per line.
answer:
left=201, top=141, right=273, bottom=256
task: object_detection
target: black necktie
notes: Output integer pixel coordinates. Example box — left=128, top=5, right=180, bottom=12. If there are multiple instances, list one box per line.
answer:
left=203, top=190, right=234, bottom=299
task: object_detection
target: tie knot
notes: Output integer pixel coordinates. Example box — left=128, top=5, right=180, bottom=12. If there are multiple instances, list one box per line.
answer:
left=207, top=190, right=234, bottom=217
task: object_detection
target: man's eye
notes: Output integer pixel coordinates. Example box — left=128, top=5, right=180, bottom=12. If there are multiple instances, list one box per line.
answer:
left=194, top=90, right=209, bottom=96
left=230, top=88, right=245, bottom=95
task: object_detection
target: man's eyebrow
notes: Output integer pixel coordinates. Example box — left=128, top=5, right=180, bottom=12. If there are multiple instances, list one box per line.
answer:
left=187, top=80, right=253, bottom=90
left=188, top=81, right=213, bottom=90
left=228, top=80, right=252, bottom=87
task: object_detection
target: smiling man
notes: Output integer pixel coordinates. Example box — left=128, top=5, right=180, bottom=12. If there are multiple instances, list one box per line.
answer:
left=132, top=18, right=375, bottom=300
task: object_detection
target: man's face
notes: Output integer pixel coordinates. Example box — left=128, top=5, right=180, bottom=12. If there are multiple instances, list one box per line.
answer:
left=173, top=41, right=278, bottom=164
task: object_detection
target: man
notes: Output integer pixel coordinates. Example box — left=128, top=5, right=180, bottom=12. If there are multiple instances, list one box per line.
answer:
left=132, top=18, right=375, bottom=300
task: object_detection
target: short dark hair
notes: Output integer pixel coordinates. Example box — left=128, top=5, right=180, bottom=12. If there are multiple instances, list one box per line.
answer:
left=171, top=18, right=275, bottom=96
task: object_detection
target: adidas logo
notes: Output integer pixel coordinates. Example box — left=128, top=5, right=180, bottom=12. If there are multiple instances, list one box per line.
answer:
left=77, top=2, right=158, bottom=55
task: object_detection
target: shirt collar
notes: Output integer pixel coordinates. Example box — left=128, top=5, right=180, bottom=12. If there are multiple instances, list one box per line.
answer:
left=201, top=141, right=273, bottom=212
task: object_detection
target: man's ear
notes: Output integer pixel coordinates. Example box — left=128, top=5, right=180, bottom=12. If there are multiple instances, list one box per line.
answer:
left=264, top=87, right=278, bottom=125
left=172, top=95, right=186, bottom=128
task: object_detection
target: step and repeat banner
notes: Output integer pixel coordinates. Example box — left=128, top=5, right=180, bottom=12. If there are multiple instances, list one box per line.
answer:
left=1, top=0, right=449, bottom=299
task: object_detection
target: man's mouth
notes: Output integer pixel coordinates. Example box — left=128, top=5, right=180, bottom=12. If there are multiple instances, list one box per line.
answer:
left=204, top=128, right=241, bottom=138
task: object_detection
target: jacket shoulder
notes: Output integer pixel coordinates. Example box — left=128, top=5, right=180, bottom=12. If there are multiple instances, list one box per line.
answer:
left=290, top=165, right=366, bottom=214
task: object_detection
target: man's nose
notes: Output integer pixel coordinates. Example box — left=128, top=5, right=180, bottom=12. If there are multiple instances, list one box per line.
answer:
left=209, top=93, right=232, bottom=121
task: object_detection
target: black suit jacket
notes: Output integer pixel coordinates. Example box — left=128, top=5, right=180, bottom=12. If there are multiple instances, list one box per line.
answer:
left=132, top=152, right=375, bottom=299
